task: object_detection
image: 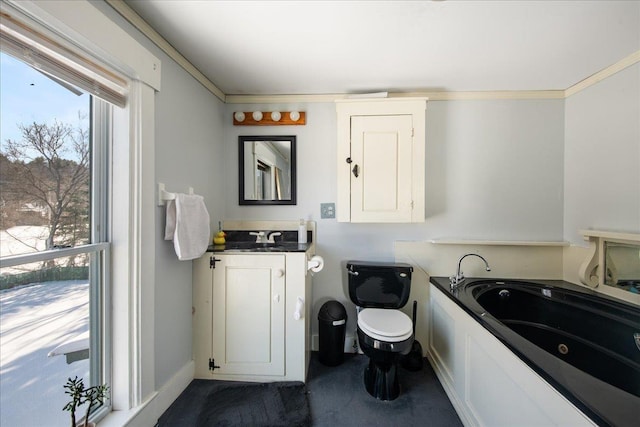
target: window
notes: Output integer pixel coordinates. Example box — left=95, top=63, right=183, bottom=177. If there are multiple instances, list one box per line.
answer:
left=1, top=2, right=161, bottom=423
left=0, top=51, right=111, bottom=426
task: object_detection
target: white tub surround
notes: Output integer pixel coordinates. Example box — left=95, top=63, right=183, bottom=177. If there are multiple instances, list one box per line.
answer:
left=428, top=281, right=597, bottom=426
left=394, top=240, right=569, bottom=382
left=395, top=239, right=640, bottom=426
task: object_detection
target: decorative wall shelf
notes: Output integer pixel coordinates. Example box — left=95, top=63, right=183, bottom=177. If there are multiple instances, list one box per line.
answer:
left=578, top=229, right=640, bottom=295
left=580, top=229, right=640, bottom=242
left=233, top=111, right=306, bottom=126
left=428, top=238, right=569, bottom=247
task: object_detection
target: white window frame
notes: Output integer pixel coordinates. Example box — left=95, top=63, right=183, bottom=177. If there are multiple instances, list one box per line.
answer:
left=0, top=60, right=112, bottom=421
left=1, top=0, right=161, bottom=423
left=0, top=243, right=111, bottom=417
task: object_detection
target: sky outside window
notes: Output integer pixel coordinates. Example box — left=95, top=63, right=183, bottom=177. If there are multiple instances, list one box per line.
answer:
left=1, top=51, right=92, bottom=257
left=0, top=51, right=89, bottom=151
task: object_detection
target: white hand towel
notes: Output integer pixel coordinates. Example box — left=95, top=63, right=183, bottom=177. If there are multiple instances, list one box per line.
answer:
left=164, top=199, right=177, bottom=240
left=173, top=193, right=210, bottom=261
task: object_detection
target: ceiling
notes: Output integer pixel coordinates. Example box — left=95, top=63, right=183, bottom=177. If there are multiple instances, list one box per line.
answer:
left=124, top=1, right=640, bottom=96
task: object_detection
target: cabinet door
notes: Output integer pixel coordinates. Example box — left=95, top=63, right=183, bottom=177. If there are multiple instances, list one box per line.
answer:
left=212, top=254, right=286, bottom=376
left=336, top=98, right=426, bottom=223
left=350, top=114, right=414, bottom=222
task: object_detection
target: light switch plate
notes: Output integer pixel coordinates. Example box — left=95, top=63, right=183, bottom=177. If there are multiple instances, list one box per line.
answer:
left=320, top=203, right=335, bottom=219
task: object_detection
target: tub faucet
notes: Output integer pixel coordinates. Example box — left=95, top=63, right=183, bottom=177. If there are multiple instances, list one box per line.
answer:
left=450, top=253, right=491, bottom=290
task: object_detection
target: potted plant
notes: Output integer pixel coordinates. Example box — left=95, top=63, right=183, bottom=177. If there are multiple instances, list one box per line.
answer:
left=63, top=376, right=109, bottom=427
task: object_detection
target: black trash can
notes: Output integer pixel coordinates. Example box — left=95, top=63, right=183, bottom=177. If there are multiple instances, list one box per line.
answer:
left=318, top=301, right=347, bottom=366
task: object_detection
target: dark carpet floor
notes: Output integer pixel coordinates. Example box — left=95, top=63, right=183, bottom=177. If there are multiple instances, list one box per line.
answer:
left=159, top=352, right=462, bottom=426
left=195, top=381, right=309, bottom=426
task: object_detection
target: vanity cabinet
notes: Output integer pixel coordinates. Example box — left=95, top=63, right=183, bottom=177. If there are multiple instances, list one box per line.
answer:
left=193, top=251, right=311, bottom=382
left=336, top=98, right=427, bottom=223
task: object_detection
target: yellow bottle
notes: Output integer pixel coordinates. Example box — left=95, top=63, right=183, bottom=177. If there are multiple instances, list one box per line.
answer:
left=213, top=222, right=226, bottom=245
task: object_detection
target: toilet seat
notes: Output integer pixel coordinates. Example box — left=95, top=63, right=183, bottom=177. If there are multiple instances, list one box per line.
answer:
left=358, top=308, right=413, bottom=342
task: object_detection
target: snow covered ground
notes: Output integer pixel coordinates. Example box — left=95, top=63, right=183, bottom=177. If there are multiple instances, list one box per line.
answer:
left=0, top=280, right=90, bottom=427
left=0, top=226, right=49, bottom=256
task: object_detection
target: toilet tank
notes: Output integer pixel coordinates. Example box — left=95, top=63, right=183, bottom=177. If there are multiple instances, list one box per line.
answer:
left=347, top=261, right=413, bottom=309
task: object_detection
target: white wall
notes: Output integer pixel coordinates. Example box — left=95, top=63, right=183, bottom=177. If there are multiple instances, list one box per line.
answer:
left=564, top=63, right=640, bottom=244
left=423, top=99, right=565, bottom=241
left=224, top=99, right=565, bottom=336
left=151, top=58, right=225, bottom=388
left=93, top=3, right=226, bottom=390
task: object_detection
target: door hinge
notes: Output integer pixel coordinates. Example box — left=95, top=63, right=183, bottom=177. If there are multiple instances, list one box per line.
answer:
left=411, top=127, right=415, bottom=137
left=209, top=358, right=220, bottom=371
left=210, top=257, right=221, bottom=269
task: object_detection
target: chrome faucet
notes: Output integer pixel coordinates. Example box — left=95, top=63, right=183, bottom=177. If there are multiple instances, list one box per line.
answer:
left=250, top=231, right=281, bottom=243
left=450, top=253, right=491, bottom=289
left=249, top=231, right=268, bottom=243
left=266, top=231, right=281, bottom=243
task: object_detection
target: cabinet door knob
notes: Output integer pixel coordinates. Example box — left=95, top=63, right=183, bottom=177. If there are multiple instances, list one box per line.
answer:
left=352, top=164, right=359, bottom=178
left=273, top=294, right=280, bottom=303
left=275, top=269, right=285, bottom=278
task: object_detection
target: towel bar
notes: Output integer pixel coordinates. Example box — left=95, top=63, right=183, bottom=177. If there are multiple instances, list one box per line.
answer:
left=158, top=182, right=194, bottom=206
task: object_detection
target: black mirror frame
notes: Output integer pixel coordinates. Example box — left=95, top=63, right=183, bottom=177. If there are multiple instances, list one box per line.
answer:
left=238, top=135, right=297, bottom=205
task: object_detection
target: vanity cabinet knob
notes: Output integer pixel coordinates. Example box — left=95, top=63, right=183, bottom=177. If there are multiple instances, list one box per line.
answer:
left=273, top=294, right=280, bottom=303
left=275, top=269, right=285, bottom=278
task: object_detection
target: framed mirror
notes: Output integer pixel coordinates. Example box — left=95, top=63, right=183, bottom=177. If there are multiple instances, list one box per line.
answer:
left=239, top=135, right=296, bottom=205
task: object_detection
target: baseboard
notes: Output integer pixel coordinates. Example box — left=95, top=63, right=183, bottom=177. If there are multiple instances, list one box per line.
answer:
left=311, top=333, right=358, bottom=353
left=132, top=360, right=195, bottom=426
left=100, top=360, right=194, bottom=427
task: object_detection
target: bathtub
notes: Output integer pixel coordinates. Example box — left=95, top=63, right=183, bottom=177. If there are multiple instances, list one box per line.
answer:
left=429, top=277, right=640, bottom=427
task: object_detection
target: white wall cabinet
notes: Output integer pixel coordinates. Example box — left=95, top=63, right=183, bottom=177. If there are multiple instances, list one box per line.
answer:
left=193, top=251, right=311, bottom=382
left=336, top=98, right=427, bottom=223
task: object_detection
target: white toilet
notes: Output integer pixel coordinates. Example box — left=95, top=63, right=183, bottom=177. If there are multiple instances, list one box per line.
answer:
left=347, top=261, right=414, bottom=400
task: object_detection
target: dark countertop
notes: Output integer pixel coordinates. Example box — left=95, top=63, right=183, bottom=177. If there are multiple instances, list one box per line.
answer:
left=207, top=242, right=311, bottom=253
left=429, top=276, right=640, bottom=427
left=207, top=230, right=312, bottom=253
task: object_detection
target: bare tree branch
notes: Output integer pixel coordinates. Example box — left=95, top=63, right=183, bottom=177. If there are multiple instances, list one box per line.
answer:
left=1, top=116, right=90, bottom=251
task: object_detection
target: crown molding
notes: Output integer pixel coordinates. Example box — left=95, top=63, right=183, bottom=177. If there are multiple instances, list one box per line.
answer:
left=224, top=94, right=348, bottom=104
left=225, top=90, right=566, bottom=104
left=394, top=90, right=566, bottom=101
left=106, top=1, right=638, bottom=104
left=564, top=50, right=640, bottom=98
left=105, top=0, right=226, bottom=102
